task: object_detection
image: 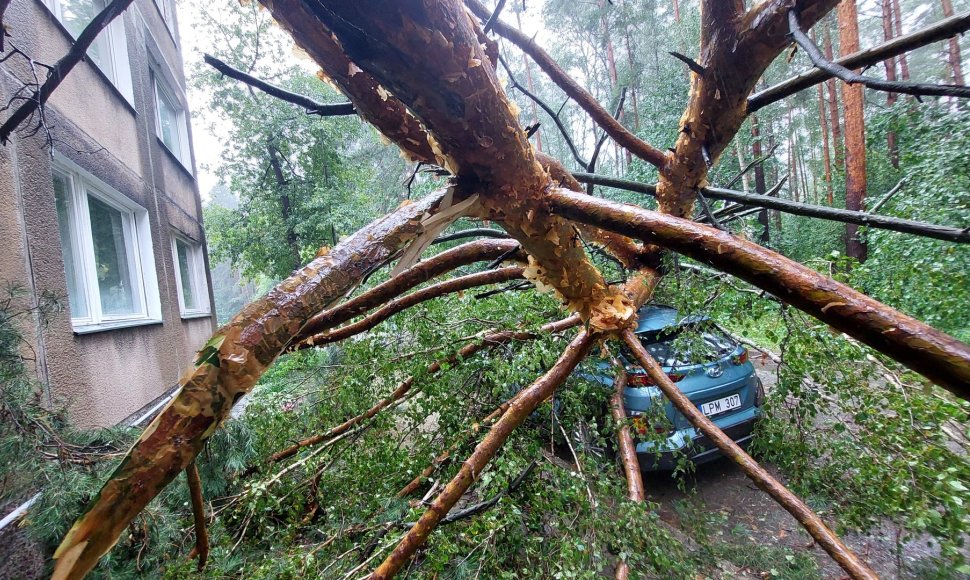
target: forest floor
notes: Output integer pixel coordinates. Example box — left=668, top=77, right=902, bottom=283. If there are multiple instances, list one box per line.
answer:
left=640, top=364, right=951, bottom=579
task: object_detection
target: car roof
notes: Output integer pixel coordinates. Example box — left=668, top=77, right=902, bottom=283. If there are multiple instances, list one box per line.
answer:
left=634, top=304, right=711, bottom=334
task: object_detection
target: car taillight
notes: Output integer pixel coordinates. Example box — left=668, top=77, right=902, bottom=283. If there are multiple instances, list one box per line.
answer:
left=626, top=371, right=685, bottom=386
left=630, top=415, right=668, bottom=436
left=732, top=349, right=749, bottom=365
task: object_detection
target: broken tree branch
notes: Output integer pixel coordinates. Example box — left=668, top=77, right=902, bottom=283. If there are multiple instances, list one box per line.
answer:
left=52, top=192, right=445, bottom=579
left=749, top=11, right=970, bottom=111
left=548, top=189, right=970, bottom=397
left=497, top=53, right=589, bottom=170
left=431, top=228, right=511, bottom=244
left=0, top=0, right=136, bottom=144
left=296, top=239, right=520, bottom=342
left=789, top=10, right=970, bottom=100
left=571, top=173, right=970, bottom=244
left=372, top=330, right=596, bottom=578
left=621, top=329, right=877, bottom=579
left=298, top=267, right=525, bottom=349
left=203, top=54, right=356, bottom=116
left=271, top=315, right=580, bottom=466
left=610, top=354, right=641, bottom=580
left=185, top=462, right=209, bottom=571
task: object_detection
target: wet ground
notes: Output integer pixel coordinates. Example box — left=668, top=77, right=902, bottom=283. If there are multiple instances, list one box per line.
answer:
left=637, top=365, right=953, bottom=579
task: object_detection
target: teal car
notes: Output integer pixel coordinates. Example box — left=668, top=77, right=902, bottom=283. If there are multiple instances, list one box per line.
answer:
left=583, top=305, right=764, bottom=471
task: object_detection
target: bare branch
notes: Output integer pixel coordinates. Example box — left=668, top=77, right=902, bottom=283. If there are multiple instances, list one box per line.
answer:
left=465, top=0, right=668, bottom=168
left=482, top=0, right=507, bottom=34
left=203, top=54, right=356, bottom=116
left=548, top=189, right=970, bottom=397
left=497, top=53, right=589, bottom=170
left=750, top=11, right=970, bottom=111
left=298, top=267, right=525, bottom=349
left=789, top=10, right=970, bottom=100
left=296, top=239, right=519, bottom=343
left=571, top=173, right=970, bottom=244
left=431, top=227, right=510, bottom=245
left=0, top=0, right=136, bottom=144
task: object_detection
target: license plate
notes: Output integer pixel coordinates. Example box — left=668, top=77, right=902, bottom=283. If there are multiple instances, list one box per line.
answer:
left=700, top=394, right=742, bottom=416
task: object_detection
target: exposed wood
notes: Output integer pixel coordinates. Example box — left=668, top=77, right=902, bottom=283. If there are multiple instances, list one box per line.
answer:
left=570, top=173, right=970, bottom=244
left=0, top=0, right=137, bottom=144
left=271, top=0, right=634, bottom=330
left=749, top=10, right=970, bottom=111
left=203, top=54, right=355, bottom=116
left=655, top=0, right=838, bottom=218
left=547, top=188, right=970, bottom=397
left=51, top=192, right=445, bottom=579
left=620, top=329, right=878, bottom=579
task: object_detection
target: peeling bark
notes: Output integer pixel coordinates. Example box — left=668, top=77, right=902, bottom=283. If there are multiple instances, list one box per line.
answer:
left=548, top=189, right=970, bottom=397
left=839, top=0, right=869, bottom=263
left=51, top=193, right=444, bottom=580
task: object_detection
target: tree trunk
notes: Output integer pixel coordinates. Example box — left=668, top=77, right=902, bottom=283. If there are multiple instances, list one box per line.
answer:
left=940, top=0, right=965, bottom=85
left=892, top=0, right=911, bottom=80
left=824, top=22, right=844, bottom=169
left=751, top=115, right=770, bottom=242
left=882, top=0, right=900, bottom=168
left=817, top=81, right=834, bottom=204
left=839, top=0, right=868, bottom=263
left=267, top=141, right=303, bottom=270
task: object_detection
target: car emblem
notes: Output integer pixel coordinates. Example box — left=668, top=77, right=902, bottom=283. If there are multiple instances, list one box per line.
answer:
left=706, top=364, right=724, bottom=378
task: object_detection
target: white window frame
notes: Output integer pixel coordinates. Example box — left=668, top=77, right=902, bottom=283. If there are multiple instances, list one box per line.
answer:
left=170, top=234, right=210, bottom=318
left=152, top=72, right=193, bottom=169
left=52, top=153, right=162, bottom=333
left=41, top=0, right=135, bottom=105
left=152, top=0, right=176, bottom=38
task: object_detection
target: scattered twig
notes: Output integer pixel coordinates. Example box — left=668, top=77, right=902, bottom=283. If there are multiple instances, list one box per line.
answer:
left=726, top=143, right=779, bottom=189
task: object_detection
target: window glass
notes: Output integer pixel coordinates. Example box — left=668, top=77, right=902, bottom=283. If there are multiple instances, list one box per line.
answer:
left=53, top=173, right=88, bottom=319
left=175, top=239, right=197, bottom=310
left=88, top=196, right=138, bottom=315
left=55, top=0, right=111, bottom=72
left=156, top=84, right=182, bottom=158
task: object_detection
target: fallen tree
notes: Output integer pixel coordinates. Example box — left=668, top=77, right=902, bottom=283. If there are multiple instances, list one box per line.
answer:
left=49, top=1, right=970, bottom=578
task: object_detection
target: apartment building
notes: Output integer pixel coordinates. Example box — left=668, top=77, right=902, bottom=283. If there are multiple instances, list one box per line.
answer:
left=0, top=0, right=215, bottom=426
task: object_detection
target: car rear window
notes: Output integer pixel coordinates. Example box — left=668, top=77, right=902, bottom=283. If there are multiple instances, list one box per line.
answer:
left=623, top=324, right=737, bottom=368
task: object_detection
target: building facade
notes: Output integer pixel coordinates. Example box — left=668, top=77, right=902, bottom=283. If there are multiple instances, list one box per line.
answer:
left=0, top=0, right=215, bottom=427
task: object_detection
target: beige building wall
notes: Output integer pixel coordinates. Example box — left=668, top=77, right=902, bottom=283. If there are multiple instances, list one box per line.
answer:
left=0, top=0, right=216, bottom=427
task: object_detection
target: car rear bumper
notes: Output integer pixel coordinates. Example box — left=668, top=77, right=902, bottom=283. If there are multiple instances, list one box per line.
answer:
left=636, top=410, right=759, bottom=471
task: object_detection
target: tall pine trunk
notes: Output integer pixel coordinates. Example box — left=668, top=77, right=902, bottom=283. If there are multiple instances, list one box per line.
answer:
left=941, top=0, right=965, bottom=85
left=839, top=0, right=868, bottom=263
left=882, top=0, right=899, bottom=168
left=892, top=0, right=911, bottom=80
left=751, top=115, right=770, bottom=243
left=824, top=22, right=844, bottom=169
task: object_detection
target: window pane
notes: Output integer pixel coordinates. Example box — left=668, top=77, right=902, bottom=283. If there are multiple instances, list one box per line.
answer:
left=57, top=0, right=111, bottom=72
left=156, top=85, right=182, bottom=158
left=176, top=240, right=197, bottom=310
left=88, top=196, right=139, bottom=316
left=53, top=174, right=88, bottom=319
